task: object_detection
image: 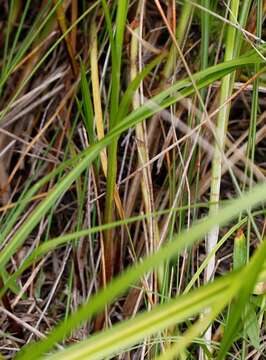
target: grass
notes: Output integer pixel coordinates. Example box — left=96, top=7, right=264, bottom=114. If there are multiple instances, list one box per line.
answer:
left=0, top=1, right=265, bottom=359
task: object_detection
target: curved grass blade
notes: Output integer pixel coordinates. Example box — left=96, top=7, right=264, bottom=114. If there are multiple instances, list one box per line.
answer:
left=14, top=181, right=266, bottom=359
left=0, top=48, right=263, bottom=272
left=218, top=238, right=266, bottom=359
left=44, top=273, right=239, bottom=360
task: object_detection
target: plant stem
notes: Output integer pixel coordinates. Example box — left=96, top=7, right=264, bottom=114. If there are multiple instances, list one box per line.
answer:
left=205, top=0, right=240, bottom=351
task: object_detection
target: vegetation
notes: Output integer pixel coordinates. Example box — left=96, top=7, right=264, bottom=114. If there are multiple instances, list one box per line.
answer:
left=0, top=1, right=265, bottom=359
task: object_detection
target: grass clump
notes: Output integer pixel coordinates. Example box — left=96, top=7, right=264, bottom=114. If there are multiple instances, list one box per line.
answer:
left=0, top=1, right=265, bottom=359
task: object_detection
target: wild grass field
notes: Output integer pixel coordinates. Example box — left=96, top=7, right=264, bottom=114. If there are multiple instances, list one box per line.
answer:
left=0, top=0, right=265, bottom=359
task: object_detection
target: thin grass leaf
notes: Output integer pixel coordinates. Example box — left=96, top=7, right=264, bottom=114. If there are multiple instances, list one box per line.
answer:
left=14, top=181, right=266, bottom=359
left=218, top=238, right=266, bottom=359
left=44, top=273, right=239, bottom=360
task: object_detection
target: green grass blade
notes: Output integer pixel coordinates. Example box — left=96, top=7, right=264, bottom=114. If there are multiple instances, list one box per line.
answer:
left=44, top=273, right=239, bottom=360
left=14, top=181, right=266, bottom=359
left=218, top=238, right=266, bottom=359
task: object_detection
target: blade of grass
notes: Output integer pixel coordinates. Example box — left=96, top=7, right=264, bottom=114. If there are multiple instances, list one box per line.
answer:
left=103, top=0, right=129, bottom=281
left=218, top=237, right=266, bottom=359
left=162, top=1, right=194, bottom=79
left=1, top=47, right=265, bottom=273
left=44, top=272, right=239, bottom=360
left=53, top=0, right=78, bottom=75
left=130, top=1, right=157, bottom=259
left=14, top=180, right=266, bottom=359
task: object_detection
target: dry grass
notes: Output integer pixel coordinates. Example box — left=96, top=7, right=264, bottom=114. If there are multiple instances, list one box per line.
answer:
left=0, top=1, right=265, bottom=359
